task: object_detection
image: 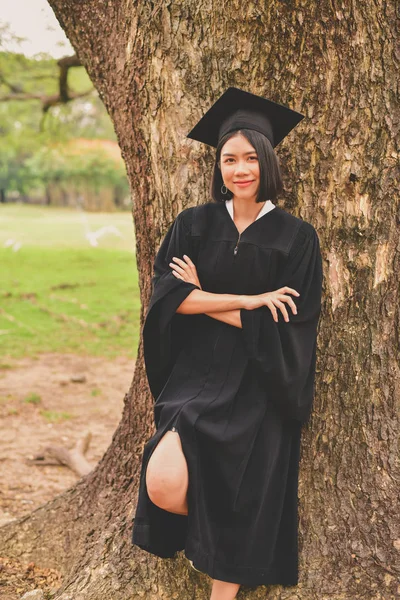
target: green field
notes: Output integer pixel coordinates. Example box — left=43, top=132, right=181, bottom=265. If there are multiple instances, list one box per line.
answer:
left=0, top=204, right=140, bottom=359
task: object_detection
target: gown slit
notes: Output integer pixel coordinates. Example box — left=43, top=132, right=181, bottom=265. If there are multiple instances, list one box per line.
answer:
left=144, top=407, right=186, bottom=487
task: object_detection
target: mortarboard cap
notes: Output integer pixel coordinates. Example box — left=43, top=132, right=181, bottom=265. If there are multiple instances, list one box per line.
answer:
left=186, top=86, right=305, bottom=149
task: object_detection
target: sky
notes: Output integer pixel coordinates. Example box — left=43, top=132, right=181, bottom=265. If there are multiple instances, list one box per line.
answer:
left=0, top=0, right=73, bottom=57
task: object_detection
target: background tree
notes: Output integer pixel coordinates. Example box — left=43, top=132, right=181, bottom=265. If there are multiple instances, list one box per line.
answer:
left=0, top=1, right=399, bottom=599
left=0, top=48, right=128, bottom=206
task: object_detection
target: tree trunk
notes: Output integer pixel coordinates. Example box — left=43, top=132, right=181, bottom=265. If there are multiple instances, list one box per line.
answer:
left=1, top=1, right=398, bottom=598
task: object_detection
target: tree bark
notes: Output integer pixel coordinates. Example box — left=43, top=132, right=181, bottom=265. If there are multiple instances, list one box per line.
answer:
left=0, top=1, right=399, bottom=598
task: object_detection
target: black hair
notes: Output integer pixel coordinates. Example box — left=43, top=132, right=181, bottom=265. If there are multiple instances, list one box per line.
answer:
left=210, top=128, right=284, bottom=203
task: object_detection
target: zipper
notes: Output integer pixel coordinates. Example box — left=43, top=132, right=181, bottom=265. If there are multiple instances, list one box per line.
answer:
left=233, top=232, right=241, bottom=256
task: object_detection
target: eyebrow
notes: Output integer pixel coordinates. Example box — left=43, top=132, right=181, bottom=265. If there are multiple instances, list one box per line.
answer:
left=222, top=151, right=257, bottom=157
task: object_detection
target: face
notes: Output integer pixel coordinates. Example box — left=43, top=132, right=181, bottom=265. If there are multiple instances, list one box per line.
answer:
left=219, top=133, right=260, bottom=202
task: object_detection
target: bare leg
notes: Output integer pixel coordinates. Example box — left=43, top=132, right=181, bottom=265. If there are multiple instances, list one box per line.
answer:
left=146, top=429, right=189, bottom=515
left=210, top=579, right=240, bottom=600
left=148, top=430, right=241, bottom=597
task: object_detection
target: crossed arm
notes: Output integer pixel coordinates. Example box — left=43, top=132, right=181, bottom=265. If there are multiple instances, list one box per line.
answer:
left=205, top=309, right=242, bottom=328
left=170, top=255, right=299, bottom=328
left=175, top=289, right=244, bottom=329
left=168, top=256, right=245, bottom=328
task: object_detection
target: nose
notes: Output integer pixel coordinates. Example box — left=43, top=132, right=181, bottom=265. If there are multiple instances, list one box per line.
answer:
left=234, top=160, right=251, bottom=176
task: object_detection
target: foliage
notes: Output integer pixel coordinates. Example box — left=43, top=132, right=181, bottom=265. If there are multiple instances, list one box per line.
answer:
left=0, top=51, right=128, bottom=201
left=24, top=140, right=130, bottom=196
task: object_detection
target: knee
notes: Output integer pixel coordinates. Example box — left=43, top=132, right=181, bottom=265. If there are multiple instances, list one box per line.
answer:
left=146, top=467, right=183, bottom=510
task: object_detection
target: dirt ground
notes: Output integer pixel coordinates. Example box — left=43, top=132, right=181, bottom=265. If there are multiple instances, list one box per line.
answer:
left=0, top=352, right=135, bottom=599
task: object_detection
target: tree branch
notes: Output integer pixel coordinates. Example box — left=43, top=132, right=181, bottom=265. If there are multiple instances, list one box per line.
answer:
left=0, top=54, right=93, bottom=112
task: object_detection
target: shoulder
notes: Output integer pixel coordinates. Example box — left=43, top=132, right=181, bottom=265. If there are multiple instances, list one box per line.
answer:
left=271, top=206, right=319, bottom=257
left=279, top=209, right=319, bottom=258
left=177, top=202, right=218, bottom=233
left=275, top=206, right=316, bottom=234
left=173, top=206, right=195, bottom=232
left=178, top=202, right=218, bottom=219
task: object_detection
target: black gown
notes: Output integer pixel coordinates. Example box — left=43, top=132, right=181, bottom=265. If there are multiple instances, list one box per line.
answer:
left=131, top=200, right=323, bottom=587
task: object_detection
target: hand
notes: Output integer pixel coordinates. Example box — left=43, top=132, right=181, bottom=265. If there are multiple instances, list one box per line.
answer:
left=169, top=254, right=202, bottom=290
left=244, top=286, right=300, bottom=323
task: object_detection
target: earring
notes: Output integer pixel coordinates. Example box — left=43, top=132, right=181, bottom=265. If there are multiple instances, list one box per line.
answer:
left=221, top=184, right=228, bottom=195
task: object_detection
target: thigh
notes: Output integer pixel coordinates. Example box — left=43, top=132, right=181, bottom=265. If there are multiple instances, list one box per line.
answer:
left=146, top=429, right=189, bottom=486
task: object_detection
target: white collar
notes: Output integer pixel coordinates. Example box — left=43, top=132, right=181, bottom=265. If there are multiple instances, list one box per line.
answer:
left=225, top=198, right=276, bottom=222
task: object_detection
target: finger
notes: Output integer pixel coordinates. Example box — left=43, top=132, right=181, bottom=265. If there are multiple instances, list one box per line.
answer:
left=273, top=300, right=290, bottom=322
left=173, top=256, right=197, bottom=278
left=183, top=254, right=195, bottom=266
left=282, top=286, right=300, bottom=296
left=265, top=299, right=279, bottom=322
left=277, top=294, right=297, bottom=315
left=169, top=262, right=186, bottom=274
left=171, top=257, right=192, bottom=274
left=172, top=256, right=188, bottom=267
left=172, top=271, right=184, bottom=280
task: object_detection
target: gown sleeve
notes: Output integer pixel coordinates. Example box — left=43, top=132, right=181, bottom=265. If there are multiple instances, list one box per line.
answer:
left=143, top=209, right=201, bottom=401
left=239, top=222, right=323, bottom=424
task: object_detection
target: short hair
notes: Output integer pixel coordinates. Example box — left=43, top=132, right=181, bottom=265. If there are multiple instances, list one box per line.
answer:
left=209, top=129, right=284, bottom=204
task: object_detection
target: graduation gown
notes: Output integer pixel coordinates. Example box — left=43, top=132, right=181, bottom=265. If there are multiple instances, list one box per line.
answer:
left=131, top=200, right=323, bottom=587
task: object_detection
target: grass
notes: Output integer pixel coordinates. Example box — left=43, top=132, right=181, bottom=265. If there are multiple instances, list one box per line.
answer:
left=39, top=410, right=75, bottom=422
left=0, top=203, right=140, bottom=359
left=23, top=393, right=42, bottom=404
left=0, top=203, right=135, bottom=250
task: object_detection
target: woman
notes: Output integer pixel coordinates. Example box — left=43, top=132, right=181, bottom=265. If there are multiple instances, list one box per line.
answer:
left=132, top=87, right=323, bottom=599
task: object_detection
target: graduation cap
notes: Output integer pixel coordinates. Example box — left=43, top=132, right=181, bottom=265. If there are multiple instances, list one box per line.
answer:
left=186, top=86, right=305, bottom=149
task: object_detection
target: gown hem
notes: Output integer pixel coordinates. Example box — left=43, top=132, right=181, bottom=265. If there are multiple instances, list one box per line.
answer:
left=132, top=519, right=298, bottom=586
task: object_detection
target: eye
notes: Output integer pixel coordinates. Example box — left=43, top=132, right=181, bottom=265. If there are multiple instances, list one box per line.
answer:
left=224, top=156, right=258, bottom=163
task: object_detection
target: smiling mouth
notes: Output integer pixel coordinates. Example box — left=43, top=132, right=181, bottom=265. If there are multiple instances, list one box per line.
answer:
left=234, top=180, right=254, bottom=184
